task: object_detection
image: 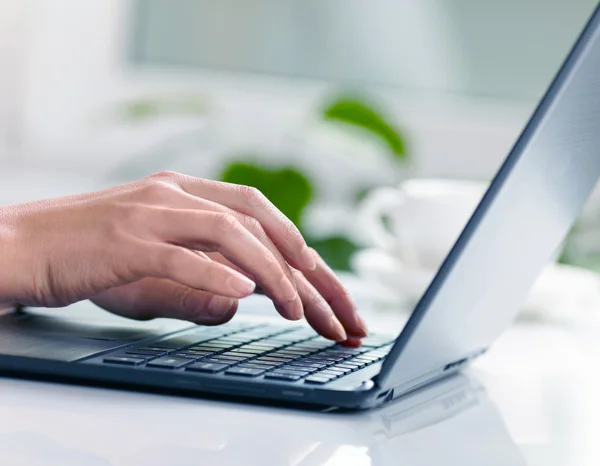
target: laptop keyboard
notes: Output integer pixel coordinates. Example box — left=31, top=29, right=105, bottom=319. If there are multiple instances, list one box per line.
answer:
left=100, top=323, right=394, bottom=385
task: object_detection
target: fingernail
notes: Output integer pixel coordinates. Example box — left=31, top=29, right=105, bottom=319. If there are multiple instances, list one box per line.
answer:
left=277, top=301, right=303, bottom=321
left=208, top=296, right=237, bottom=317
left=300, top=246, right=317, bottom=271
left=280, top=276, right=298, bottom=302
left=288, top=298, right=304, bottom=321
left=226, top=274, right=256, bottom=296
left=355, top=314, right=369, bottom=337
left=330, top=315, right=347, bottom=341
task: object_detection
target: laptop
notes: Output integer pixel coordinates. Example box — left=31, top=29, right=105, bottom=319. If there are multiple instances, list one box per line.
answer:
left=2, top=3, right=600, bottom=410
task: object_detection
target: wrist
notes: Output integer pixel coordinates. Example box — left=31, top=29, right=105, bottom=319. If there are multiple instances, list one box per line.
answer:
left=0, top=208, right=21, bottom=303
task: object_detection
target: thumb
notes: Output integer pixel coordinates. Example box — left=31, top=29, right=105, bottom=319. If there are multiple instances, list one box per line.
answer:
left=91, top=278, right=238, bottom=325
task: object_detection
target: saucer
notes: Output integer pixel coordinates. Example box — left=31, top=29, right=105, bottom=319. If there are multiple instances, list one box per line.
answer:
left=350, top=248, right=434, bottom=306
left=351, top=248, right=600, bottom=324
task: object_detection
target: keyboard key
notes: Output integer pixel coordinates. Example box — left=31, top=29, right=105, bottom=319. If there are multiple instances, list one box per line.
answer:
left=252, top=361, right=283, bottom=368
left=206, top=357, right=245, bottom=364
left=278, top=349, right=312, bottom=356
left=335, top=364, right=360, bottom=371
left=221, top=351, right=256, bottom=358
left=353, top=357, right=376, bottom=364
left=212, top=337, right=245, bottom=343
left=186, top=362, right=229, bottom=373
left=301, top=356, right=332, bottom=363
left=344, top=360, right=367, bottom=368
left=293, top=341, right=333, bottom=348
left=324, top=367, right=351, bottom=375
left=333, top=348, right=366, bottom=357
left=120, top=351, right=156, bottom=360
left=218, top=352, right=253, bottom=361
left=305, top=375, right=334, bottom=384
left=289, top=362, right=328, bottom=370
left=271, top=368, right=311, bottom=377
left=188, top=345, right=226, bottom=353
left=321, top=350, right=352, bottom=358
left=225, top=367, right=266, bottom=377
left=195, top=343, right=237, bottom=350
left=287, top=366, right=318, bottom=375
left=179, top=349, right=215, bottom=356
left=152, top=333, right=224, bottom=349
left=264, top=373, right=301, bottom=382
left=239, top=361, right=280, bottom=369
left=217, top=335, right=254, bottom=342
left=110, top=351, right=154, bottom=360
left=359, top=356, right=380, bottom=363
left=103, top=356, right=146, bottom=366
left=360, top=335, right=395, bottom=347
left=314, top=355, right=342, bottom=363
left=269, top=352, right=300, bottom=359
left=237, top=363, right=275, bottom=370
left=231, top=348, right=268, bottom=355
left=200, top=358, right=236, bottom=367
left=346, top=357, right=369, bottom=363
left=146, top=357, right=194, bottom=369
left=244, top=343, right=280, bottom=349
left=127, top=348, right=167, bottom=356
left=172, top=352, right=203, bottom=360
left=317, top=370, right=342, bottom=379
left=254, top=357, right=289, bottom=364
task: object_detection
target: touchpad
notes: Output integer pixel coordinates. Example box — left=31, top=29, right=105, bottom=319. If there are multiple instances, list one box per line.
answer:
left=0, top=308, right=182, bottom=362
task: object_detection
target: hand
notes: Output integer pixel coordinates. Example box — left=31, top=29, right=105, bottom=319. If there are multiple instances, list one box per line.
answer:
left=0, top=171, right=367, bottom=342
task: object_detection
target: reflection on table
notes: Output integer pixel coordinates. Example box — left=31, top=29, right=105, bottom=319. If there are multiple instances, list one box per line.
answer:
left=0, top=372, right=525, bottom=466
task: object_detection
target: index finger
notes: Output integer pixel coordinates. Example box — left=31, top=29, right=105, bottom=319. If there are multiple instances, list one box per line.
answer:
left=168, top=174, right=317, bottom=272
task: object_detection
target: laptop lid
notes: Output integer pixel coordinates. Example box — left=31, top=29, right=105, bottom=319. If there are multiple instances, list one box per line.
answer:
left=375, top=2, right=600, bottom=391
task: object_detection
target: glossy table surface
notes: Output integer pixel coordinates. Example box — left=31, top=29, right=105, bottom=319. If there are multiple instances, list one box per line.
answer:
left=1, top=295, right=599, bottom=466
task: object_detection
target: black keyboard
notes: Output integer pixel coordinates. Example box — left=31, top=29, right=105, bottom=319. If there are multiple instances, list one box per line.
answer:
left=100, top=323, right=394, bottom=385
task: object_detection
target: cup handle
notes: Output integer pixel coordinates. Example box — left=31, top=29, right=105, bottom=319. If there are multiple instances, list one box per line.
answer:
left=358, top=187, right=406, bottom=250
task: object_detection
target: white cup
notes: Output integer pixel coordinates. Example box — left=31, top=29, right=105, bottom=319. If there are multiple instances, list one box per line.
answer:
left=358, top=178, right=487, bottom=271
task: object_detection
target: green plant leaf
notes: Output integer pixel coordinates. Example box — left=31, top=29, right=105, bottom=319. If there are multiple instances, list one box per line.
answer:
left=307, top=236, right=360, bottom=272
left=322, top=95, right=407, bottom=160
left=219, top=161, right=313, bottom=228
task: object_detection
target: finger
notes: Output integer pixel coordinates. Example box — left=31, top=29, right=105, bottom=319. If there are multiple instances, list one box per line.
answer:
left=128, top=241, right=256, bottom=299
left=152, top=191, right=299, bottom=303
left=147, top=208, right=303, bottom=320
left=156, top=173, right=317, bottom=272
left=340, top=338, right=363, bottom=348
left=91, top=278, right=238, bottom=325
left=290, top=269, right=347, bottom=342
left=205, top=253, right=268, bottom=296
left=302, top=249, right=368, bottom=338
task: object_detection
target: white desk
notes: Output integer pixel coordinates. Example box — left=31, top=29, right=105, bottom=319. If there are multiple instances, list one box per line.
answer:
left=0, top=298, right=599, bottom=466
left=1, top=169, right=600, bottom=465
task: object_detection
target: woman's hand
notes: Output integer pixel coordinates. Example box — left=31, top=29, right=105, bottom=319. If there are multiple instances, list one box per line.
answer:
left=0, top=171, right=367, bottom=343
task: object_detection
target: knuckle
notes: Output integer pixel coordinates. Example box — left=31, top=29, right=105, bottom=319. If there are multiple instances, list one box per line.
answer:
left=280, top=220, right=301, bottom=242
left=149, top=170, right=180, bottom=182
left=261, top=253, right=284, bottom=278
left=137, top=179, right=180, bottom=202
left=238, top=214, right=264, bottom=236
left=237, top=185, right=267, bottom=207
left=212, top=213, right=241, bottom=236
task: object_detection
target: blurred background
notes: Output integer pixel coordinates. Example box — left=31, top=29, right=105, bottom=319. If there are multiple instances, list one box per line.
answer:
left=2, top=0, right=600, bottom=314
